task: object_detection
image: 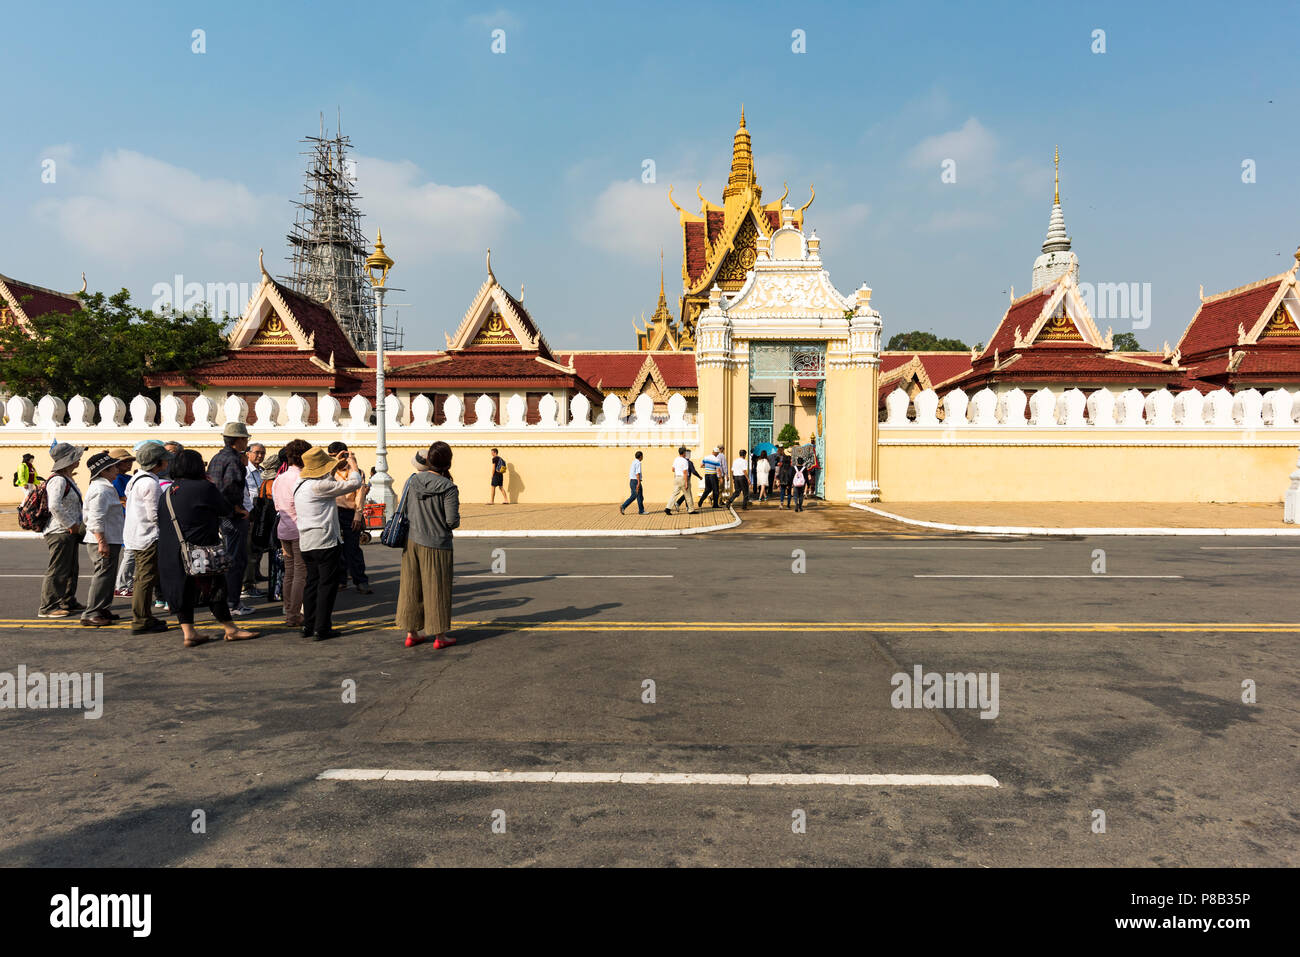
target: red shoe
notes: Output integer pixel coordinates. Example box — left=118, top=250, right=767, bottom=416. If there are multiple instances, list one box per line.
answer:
left=405, top=633, right=425, bottom=648
left=432, top=636, right=457, bottom=649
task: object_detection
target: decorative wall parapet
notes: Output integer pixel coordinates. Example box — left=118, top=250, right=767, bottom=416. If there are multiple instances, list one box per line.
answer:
left=0, top=389, right=700, bottom=447
left=881, top=386, right=1300, bottom=431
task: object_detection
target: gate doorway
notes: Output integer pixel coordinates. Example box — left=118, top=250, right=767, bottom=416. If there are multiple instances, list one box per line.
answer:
left=748, top=341, right=827, bottom=497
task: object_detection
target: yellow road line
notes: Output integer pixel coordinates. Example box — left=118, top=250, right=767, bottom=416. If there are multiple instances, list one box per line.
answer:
left=1, top=618, right=1298, bottom=633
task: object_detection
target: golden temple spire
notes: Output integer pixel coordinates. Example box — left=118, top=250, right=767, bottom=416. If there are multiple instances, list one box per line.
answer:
left=1054, top=145, right=1060, bottom=205
left=724, top=105, right=758, bottom=201
left=658, top=249, right=667, bottom=307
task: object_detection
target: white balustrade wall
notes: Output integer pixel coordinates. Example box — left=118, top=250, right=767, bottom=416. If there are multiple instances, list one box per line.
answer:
left=880, top=386, right=1300, bottom=433
left=1, top=389, right=698, bottom=447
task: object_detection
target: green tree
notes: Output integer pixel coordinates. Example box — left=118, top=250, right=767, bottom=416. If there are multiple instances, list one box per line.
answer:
left=886, top=330, right=971, bottom=351
left=0, top=288, right=229, bottom=400
left=777, top=423, right=802, bottom=446
left=1111, top=332, right=1144, bottom=351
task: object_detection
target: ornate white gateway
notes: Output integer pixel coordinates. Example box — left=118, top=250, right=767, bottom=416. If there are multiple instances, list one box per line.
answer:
left=694, top=206, right=883, bottom=502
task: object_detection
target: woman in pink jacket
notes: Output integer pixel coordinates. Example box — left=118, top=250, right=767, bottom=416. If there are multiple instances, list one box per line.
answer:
left=272, top=439, right=311, bottom=627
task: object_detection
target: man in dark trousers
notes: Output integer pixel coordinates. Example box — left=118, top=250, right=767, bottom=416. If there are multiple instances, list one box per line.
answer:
left=726, top=448, right=750, bottom=510
left=207, top=422, right=253, bottom=615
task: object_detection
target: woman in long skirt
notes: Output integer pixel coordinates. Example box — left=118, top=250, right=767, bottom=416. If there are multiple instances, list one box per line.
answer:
left=396, top=441, right=460, bottom=649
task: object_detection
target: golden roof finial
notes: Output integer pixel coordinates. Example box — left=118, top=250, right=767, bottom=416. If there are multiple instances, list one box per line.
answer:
left=658, top=249, right=666, bottom=303
left=1054, top=145, right=1060, bottom=205
left=724, top=107, right=756, bottom=201
left=485, top=247, right=494, bottom=282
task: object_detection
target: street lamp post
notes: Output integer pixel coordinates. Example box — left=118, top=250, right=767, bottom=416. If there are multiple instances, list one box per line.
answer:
left=364, top=230, right=397, bottom=516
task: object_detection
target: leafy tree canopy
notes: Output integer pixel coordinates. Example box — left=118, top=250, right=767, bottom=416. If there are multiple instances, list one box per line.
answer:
left=886, top=330, right=971, bottom=352
left=1111, top=332, right=1144, bottom=351
left=0, top=288, right=229, bottom=401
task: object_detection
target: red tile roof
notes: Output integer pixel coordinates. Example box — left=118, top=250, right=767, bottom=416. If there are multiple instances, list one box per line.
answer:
left=0, top=275, right=81, bottom=323
left=765, top=209, right=781, bottom=231
left=273, top=281, right=362, bottom=367
left=1177, top=279, right=1283, bottom=359
left=979, top=291, right=1051, bottom=359
left=146, top=350, right=360, bottom=390
left=706, top=211, right=725, bottom=244
left=560, top=352, right=697, bottom=389
left=684, top=221, right=708, bottom=285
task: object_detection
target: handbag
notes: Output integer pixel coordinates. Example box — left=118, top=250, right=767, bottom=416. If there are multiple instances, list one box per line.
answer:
left=379, top=480, right=411, bottom=549
left=165, top=486, right=230, bottom=577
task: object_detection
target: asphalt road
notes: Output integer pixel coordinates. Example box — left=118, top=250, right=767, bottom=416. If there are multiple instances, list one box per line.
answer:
left=0, top=531, right=1296, bottom=866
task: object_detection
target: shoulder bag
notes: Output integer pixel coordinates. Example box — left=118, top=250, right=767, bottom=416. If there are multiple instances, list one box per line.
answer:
left=380, top=480, right=411, bottom=549
left=165, top=486, right=230, bottom=577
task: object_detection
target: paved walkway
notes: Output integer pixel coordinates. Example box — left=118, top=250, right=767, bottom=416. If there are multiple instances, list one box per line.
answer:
left=867, top=501, right=1292, bottom=530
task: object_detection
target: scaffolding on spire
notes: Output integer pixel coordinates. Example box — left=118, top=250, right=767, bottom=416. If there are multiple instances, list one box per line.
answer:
left=282, top=118, right=403, bottom=352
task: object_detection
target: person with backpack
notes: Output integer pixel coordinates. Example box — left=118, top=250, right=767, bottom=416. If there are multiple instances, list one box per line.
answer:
left=123, top=442, right=171, bottom=634
left=397, top=441, right=460, bottom=649
left=489, top=447, right=509, bottom=504
left=36, top=443, right=86, bottom=619
left=792, top=456, right=808, bottom=513
left=81, top=450, right=131, bottom=627
left=14, top=453, right=40, bottom=493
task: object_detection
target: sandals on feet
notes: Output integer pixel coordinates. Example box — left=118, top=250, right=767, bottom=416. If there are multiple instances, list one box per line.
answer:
left=225, top=629, right=260, bottom=641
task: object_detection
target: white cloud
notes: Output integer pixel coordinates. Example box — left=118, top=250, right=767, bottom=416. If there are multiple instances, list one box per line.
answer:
left=575, top=179, right=680, bottom=259
left=906, top=117, right=999, bottom=185
left=34, top=148, right=266, bottom=263
left=353, top=156, right=517, bottom=257
left=467, top=8, right=520, bottom=29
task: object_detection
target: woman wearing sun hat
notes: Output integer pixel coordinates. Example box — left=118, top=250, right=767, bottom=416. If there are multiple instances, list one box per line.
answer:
left=80, top=449, right=131, bottom=627
left=292, top=446, right=364, bottom=641
left=37, top=442, right=86, bottom=619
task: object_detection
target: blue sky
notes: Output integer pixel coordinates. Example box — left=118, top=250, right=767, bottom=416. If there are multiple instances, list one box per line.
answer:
left=3, top=0, right=1297, bottom=353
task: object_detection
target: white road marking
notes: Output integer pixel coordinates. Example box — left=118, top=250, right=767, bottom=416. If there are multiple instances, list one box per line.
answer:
left=318, top=769, right=999, bottom=787
left=915, top=574, right=1183, bottom=579
left=1199, top=546, right=1300, bottom=550
left=504, top=546, right=679, bottom=550
left=459, top=574, right=673, bottom=579
left=852, top=546, right=1042, bottom=551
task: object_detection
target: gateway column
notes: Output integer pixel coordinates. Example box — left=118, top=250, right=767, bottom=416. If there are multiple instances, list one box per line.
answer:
left=694, top=284, right=735, bottom=457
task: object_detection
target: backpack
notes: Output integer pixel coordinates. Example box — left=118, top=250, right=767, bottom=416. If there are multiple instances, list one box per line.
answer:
left=495, top=458, right=507, bottom=475
left=18, top=479, right=52, bottom=532
left=793, top=467, right=806, bottom=488
left=249, top=485, right=278, bottom=551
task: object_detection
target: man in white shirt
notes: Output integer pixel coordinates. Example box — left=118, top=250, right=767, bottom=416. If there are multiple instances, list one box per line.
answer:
left=620, top=451, right=645, bottom=515
left=81, top=450, right=130, bottom=627
left=123, top=442, right=171, bottom=634
left=725, top=448, right=751, bottom=510
left=664, top=446, right=696, bottom=515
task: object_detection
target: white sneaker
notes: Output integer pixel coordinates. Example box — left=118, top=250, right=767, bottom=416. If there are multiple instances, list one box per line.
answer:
left=231, top=604, right=256, bottom=617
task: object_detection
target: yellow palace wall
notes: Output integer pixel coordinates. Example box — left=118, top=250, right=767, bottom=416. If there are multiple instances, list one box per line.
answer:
left=878, top=430, right=1300, bottom=503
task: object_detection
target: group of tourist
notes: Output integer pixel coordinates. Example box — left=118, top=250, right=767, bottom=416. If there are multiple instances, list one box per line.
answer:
left=618, top=444, right=816, bottom=515
left=26, top=430, right=460, bottom=650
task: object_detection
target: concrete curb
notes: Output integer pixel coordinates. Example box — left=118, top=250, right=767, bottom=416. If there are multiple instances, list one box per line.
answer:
left=0, top=510, right=743, bottom=541
left=851, top=502, right=1300, bottom=537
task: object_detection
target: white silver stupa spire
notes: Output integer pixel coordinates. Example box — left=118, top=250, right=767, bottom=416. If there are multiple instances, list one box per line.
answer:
left=1031, top=146, right=1079, bottom=291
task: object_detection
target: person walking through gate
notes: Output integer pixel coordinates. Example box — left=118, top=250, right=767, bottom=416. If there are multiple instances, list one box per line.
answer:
left=158, top=450, right=259, bottom=647
left=293, top=447, right=364, bottom=641
left=755, top=451, right=771, bottom=502
left=697, top=446, right=725, bottom=509
left=207, top=423, right=255, bottom=617
left=123, top=442, right=171, bottom=634
left=327, top=441, right=373, bottom=595
left=397, top=440, right=461, bottom=649
left=109, top=447, right=137, bottom=598
left=620, top=450, right=645, bottom=515
left=792, top=457, right=808, bottom=512
left=726, top=448, right=750, bottom=510
left=37, top=443, right=85, bottom=619
left=489, top=447, right=510, bottom=504
left=80, top=450, right=129, bottom=627
left=778, top=454, right=796, bottom=509
left=665, top=446, right=696, bottom=514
